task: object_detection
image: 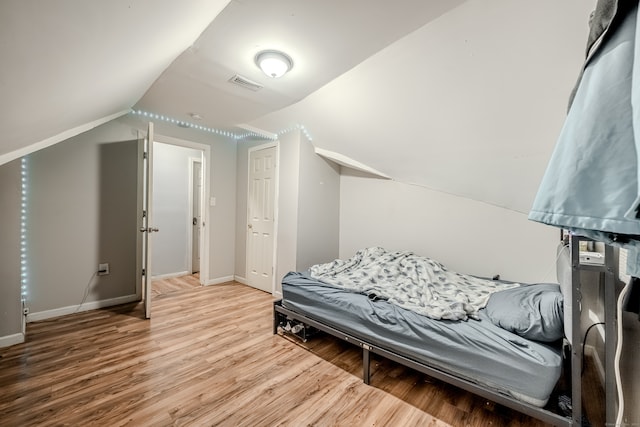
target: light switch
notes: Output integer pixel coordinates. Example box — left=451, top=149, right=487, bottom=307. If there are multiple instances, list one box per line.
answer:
left=210, top=197, right=216, bottom=206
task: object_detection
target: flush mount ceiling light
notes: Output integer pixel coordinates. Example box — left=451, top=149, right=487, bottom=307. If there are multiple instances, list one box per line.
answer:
left=255, top=50, right=293, bottom=78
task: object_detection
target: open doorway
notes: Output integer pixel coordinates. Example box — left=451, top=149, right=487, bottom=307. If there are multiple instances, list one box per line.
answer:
left=137, top=134, right=210, bottom=302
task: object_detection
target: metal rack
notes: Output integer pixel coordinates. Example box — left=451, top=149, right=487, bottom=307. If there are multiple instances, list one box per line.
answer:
left=569, top=234, right=617, bottom=426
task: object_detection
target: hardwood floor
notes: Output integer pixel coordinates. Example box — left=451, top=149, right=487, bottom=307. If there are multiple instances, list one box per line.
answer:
left=0, top=280, right=604, bottom=426
left=152, top=273, right=201, bottom=296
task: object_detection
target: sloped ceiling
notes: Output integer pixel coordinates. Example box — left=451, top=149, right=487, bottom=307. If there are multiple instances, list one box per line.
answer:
left=1, top=0, right=596, bottom=213
left=134, top=0, right=466, bottom=129
left=249, top=0, right=597, bottom=213
left=0, top=0, right=465, bottom=165
left=0, top=0, right=231, bottom=163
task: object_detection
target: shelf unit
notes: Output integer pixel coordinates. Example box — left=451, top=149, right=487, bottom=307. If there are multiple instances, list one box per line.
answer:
left=569, top=234, right=616, bottom=426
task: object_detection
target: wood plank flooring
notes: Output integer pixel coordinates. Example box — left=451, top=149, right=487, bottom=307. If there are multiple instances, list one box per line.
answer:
left=151, top=273, right=201, bottom=297
left=0, top=279, right=604, bottom=426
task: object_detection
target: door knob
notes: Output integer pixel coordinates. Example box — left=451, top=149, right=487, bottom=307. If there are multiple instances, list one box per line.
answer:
left=248, top=224, right=253, bottom=229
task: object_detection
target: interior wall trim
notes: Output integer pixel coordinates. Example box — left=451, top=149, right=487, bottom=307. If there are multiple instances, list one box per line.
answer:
left=0, top=333, right=25, bottom=349
left=206, top=275, right=235, bottom=286
left=26, top=294, right=139, bottom=323
left=233, top=275, right=247, bottom=285
left=151, top=271, right=190, bottom=281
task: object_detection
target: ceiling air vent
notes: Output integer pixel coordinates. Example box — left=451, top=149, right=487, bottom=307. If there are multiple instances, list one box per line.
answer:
left=228, top=74, right=263, bottom=92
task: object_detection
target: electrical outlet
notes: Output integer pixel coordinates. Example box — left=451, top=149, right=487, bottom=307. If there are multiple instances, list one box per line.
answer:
left=98, top=263, right=110, bottom=276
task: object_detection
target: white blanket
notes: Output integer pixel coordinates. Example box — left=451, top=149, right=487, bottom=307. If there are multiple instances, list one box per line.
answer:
left=309, top=247, right=519, bottom=321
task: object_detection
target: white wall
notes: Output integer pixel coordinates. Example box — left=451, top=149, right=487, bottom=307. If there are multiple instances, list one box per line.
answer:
left=274, top=133, right=300, bottom=295
left=0, top=159, right=23, bottom=347
left=208, top=132, right=238, bottom=284
left=26, top=121, right=139, bottom=317
left=296, top=135, right=340, bottom=271
left=152, top=142, right=202, bottom=277
left=250, top=0, right=596, bottom=216
left=340, top=171, right=558, bottom=283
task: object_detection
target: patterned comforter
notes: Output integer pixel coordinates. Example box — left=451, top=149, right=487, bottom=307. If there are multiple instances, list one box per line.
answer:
left=309, top=247, right=519, bottom=321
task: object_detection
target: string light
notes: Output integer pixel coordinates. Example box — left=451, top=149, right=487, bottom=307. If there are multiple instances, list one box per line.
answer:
left=131, top=110, right=279, bottom=141
left=277, top=123, right=313, bottom=141
left=20, top=158, right=28, bottom=303
left=129, top=109, right=313, bottom=142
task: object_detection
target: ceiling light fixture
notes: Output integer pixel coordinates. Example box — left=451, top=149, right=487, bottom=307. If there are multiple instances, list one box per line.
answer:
left=255, top=50, right=293, bottom=78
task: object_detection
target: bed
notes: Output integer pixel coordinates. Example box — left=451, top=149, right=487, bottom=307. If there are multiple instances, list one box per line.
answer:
left=273, top=246, right=578, bottom=426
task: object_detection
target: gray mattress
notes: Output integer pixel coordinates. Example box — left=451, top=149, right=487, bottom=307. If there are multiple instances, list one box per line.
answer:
left=281, top=271, right=563, bottom=407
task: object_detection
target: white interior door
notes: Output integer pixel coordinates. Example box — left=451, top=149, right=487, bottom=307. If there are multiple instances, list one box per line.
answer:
left=246, top=145, right=277, bottom=293
left=191, top=160, right=202, bottom=274
left=139, top=122, right=158, bottom=319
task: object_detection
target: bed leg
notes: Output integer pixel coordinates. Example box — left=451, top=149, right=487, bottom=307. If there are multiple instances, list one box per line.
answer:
left=363, top=344, right=371, bottom=385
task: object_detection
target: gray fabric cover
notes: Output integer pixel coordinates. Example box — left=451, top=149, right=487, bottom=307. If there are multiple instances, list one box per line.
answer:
left=309, top=246, right=519, bottom=321
left=485, top=284, right=564, bottom=342
left=529, top=2, right=640, bottom=247
left=281, top=271, right=563, bottom=407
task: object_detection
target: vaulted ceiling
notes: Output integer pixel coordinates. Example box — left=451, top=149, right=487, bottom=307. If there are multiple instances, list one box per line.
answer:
left=0, top=0, right=595, bottom=213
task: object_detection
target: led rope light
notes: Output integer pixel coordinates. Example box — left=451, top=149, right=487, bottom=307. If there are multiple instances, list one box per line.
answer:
left=277, top=123, right=313, bottom=141
left=129, top=109, right=313, bottom=142
left=20, top=158, right=28, bottom=304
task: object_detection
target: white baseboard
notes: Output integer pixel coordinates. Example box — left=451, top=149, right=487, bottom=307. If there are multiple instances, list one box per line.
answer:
left=233, top=276, right=280, bottom=297
left=26, top=294, right=139, bottom=323
left=0, top=333, right=25, bottom=348
left=205, top=275, right=235, bottom=286
left=151, top=270, right=190, bottom=280
left=584, top=344, right=605, bottom=386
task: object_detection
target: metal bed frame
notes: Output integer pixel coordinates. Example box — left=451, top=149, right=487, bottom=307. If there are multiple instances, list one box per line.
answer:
left=273, top=234, right=617, bottom=426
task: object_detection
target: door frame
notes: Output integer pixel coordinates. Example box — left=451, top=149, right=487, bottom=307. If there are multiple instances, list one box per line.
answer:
left=135, top=131, right=146, bottom=301
left=136, top=133, right=210, bottom=299
left=245, top=141, right=280, bottom=295
left=135, top=124, right=155, bottom=318
left=187, top=157, right=203, bottom=275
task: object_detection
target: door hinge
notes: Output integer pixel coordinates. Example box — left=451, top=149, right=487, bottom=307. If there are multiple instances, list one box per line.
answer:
left=142, top=268, right=146, bottom=276
left=142, top=210, right=147, bottom=218
left=143, top=152, right=148, bottom=159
